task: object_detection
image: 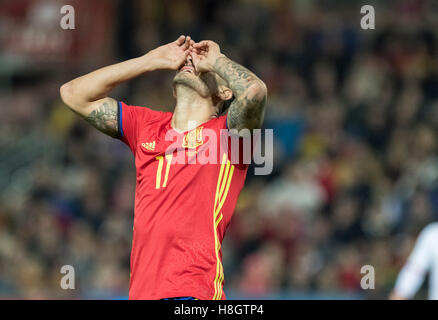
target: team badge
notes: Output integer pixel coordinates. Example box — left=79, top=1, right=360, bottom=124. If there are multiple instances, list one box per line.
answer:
left=182, top=127, right=204, bottom=149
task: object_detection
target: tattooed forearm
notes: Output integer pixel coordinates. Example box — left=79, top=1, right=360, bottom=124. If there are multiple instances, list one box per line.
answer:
left=226, top=94, right=266, bottom=132
left=84, top=98, right=119, bottom=138
left=213, top=56, right=260, bottom=97
left=213, top=56, right=267, bottom=132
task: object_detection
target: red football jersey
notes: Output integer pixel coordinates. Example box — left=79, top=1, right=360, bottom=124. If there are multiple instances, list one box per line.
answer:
left=117, top=101, right=249, bottom=300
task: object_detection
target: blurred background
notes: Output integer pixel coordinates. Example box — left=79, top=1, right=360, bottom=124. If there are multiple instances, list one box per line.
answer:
left=1, top=0, right=438, bottom=299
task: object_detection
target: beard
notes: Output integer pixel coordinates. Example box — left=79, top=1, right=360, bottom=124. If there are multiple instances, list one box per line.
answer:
left=172, top=72, right=211, bottom=97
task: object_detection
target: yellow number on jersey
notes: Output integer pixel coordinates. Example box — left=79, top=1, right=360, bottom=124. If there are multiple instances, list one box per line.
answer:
left=155, top=154, right=173, bottom=189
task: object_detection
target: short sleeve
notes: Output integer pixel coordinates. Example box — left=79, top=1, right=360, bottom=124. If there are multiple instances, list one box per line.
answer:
left=118, top=101, right=157, bottom=154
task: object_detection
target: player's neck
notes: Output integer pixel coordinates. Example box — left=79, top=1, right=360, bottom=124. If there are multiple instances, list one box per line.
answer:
left=172, top=87, right=218, bottom=132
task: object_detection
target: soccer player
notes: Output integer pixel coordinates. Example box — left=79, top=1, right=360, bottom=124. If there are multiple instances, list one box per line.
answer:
left=390, top=223, right=438, bottom=300
left=60, top=36, right=267, bottom=300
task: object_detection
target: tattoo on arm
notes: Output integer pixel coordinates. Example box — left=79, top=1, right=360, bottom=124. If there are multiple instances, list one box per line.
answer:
left=84, top=98, right=119, bottom=138
left=214, top=56, right=259, bottom=97
left=227, top=94, right=266, bottom=132
left=213, top=56, right=267, bottom=132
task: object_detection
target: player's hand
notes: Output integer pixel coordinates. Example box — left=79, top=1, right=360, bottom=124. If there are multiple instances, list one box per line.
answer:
left=190, top=40, right=225, bottom=73
left=147, top=35, right=194, bottom=70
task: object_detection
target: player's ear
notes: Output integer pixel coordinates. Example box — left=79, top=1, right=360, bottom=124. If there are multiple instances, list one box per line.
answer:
left=216, top=86, right=233, bottom=102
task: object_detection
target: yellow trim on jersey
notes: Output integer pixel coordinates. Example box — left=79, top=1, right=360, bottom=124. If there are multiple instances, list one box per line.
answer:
left=212, top=154, right=235, bottom=300
left=215, top=165, right=235, bottom=217
left=212, top=155, right=225, bottom=300
left=155, top=155, right=164, bottom=189
left=218, top=161, right=230, bottom=205
left=215, top=213, right=223, bottom=228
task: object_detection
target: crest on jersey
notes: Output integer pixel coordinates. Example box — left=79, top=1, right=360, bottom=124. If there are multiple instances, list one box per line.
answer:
left=182, top=127, right=204, bottom=149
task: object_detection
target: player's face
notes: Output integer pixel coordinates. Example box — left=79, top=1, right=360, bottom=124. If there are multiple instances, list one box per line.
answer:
left=173, top=55, right=224, bottom=99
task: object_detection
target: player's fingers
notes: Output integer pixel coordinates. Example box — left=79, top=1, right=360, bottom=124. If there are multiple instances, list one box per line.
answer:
left=191, top=51, right=202, bottom=64
left=188, top=42, right=195, bottom=52
left=193, top=46, right=207, bottom=55
left=190, top=53, right=201, bottom=72
left=182, top=50, right=190, bottom=61
left=198, top=49, right=208, bottom=57
left=189, top=52, right=196, bottom=65
left=175, top=35, right=186, bottom=46
left=176, top=50, right=190, bottom=69
left=193, top=40, right=209, bottom=49
left=183, top=36, right=191, bottom=49
left=193, top=40, right=208, bottom=46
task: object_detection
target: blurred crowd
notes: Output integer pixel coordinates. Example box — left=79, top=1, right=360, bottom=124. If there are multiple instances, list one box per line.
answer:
left=1, top=0, right=438, bottom=299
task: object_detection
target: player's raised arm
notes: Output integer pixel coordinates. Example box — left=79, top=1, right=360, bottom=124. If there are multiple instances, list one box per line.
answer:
left=191, top=40, right=267, bottom=135
left=60, top=36, right=193, bottom=137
